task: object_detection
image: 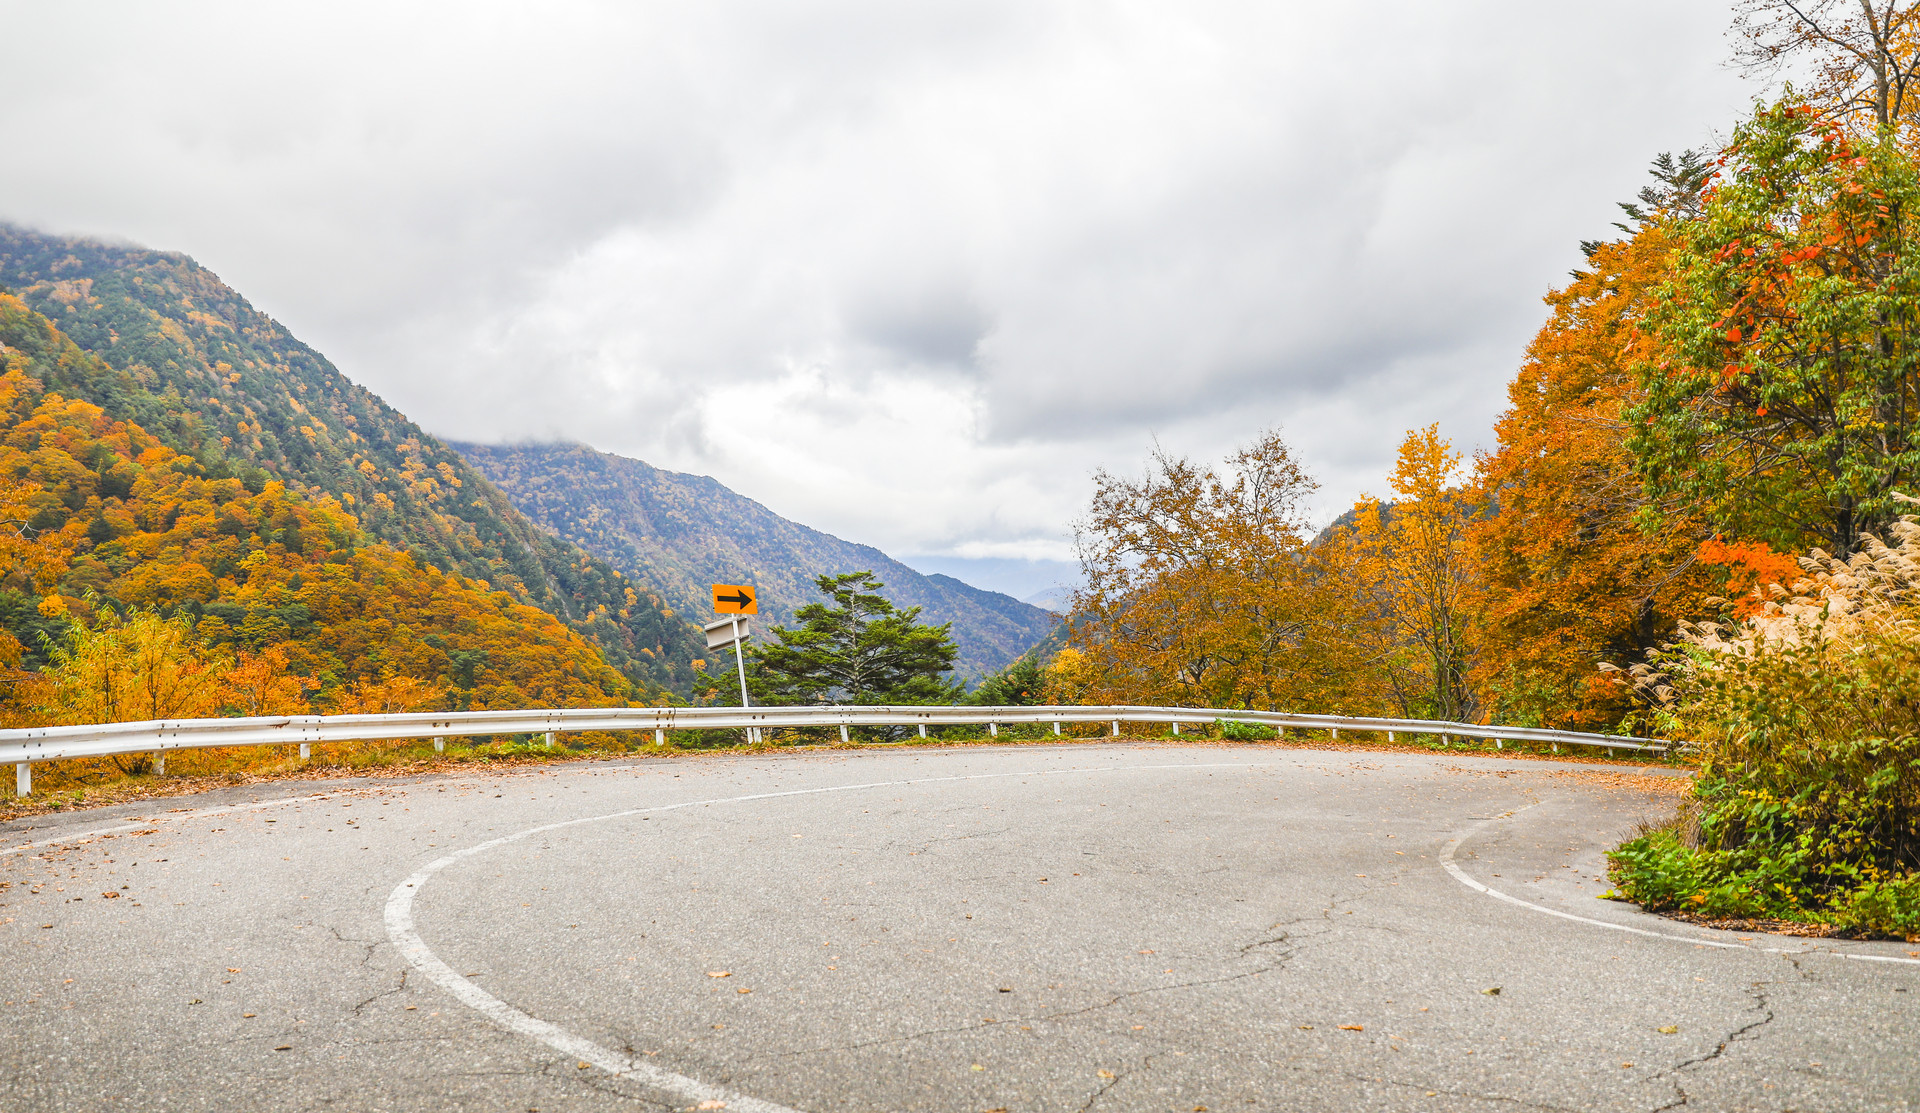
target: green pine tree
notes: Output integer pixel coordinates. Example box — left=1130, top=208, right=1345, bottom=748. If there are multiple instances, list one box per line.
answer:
left=748, top=572, right=962, bottom=705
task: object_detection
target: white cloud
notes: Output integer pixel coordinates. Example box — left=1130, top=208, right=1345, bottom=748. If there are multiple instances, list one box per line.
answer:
left=0, top=0, right=1755, bottom=592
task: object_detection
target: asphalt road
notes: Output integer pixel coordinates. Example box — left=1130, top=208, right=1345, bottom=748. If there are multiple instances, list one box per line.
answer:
left=3, top=743, right=1915, bottom=1112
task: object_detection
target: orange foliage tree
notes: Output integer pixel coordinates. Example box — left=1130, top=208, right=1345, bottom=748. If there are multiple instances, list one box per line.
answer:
left=1066, top=430, right=1378, bottom=711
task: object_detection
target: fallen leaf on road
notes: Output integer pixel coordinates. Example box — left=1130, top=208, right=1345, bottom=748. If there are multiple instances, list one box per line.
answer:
left=1298, top=1025, right=1313, bottom=1030
left=227, top=968, right=241, bottom=973
left=1481, top=987, right=1501, bottom=996
left=1097, top=1070, right=1115, bottom=1079
left=242, top=1013, right=256, bottom=1018
left=697, top=1102, right=726, bottom=1110
left=970, top=1063, right=985, bottom=1072
left=274, top=1045, right=292, bottom=1052
left=1620, top=1061, right=1633, bottom=1069
left=1658, top=1026, right=1678, bottom=1035
left=101, top=892, right=120, bottom=899
left=1339, top=1025, right=1364, bottom=1032
left=577, top=1062, right=590, bottom=1069
left=707, top=971, right=731, bottom=978
left=736, top=988, right=752, bottom=994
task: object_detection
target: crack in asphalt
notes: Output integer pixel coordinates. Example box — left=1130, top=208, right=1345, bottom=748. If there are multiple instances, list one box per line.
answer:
left=326, top=923, right=385, bottom=968
left=1077, top=1051, right=1152, bottom=1113
left=350, top=968, right=409, bottom=1016
left=1646, top=981, right=1777, bottom=1111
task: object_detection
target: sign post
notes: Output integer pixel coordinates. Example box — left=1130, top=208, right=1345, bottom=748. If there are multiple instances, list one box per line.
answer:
left=709, top=584, right=759, bottom=741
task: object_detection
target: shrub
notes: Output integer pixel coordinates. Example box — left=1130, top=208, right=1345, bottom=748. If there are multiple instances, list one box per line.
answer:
left=1216, top=718, right=1277, bottom=741
left=1607, top=500, right=1920, bottom=937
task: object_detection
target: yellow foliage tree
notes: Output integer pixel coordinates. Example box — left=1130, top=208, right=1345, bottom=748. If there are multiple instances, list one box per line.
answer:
left=1337, top=426, right=1477, bottom=721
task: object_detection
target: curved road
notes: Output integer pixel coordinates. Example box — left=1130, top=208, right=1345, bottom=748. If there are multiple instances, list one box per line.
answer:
left=3, top=743, right=1915, bottom=1112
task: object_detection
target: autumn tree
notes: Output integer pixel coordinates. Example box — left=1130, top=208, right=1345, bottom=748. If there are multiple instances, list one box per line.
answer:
left=1469, top=154, right=1741, bottom=728
left=221, top=646, right=315, bottom=717
left=1733, top=1, right=1920, bottom=129
left=1633, top=98, right=1920, bottom=553
left=1336, top=427, right=1477, bottom=722
left=1068, top=430, right=1374, bottom=711
left=327, top=674, right=448, bottom=715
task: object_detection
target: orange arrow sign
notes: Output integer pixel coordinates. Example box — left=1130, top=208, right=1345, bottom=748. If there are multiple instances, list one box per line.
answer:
left=712, top=583, right=757, bottom=614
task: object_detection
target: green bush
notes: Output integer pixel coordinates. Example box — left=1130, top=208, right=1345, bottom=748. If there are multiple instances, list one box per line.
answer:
left=1216, top=718, right=1277, bottom=741
left=1835, top=875, right=1920, bottom=938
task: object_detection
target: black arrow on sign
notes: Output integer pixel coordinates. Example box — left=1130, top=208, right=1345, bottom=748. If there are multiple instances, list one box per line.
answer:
left=717, top=588, right=754, bottom=608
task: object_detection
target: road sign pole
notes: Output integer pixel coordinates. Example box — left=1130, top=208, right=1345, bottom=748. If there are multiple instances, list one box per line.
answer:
left=731, top=616, right=755, bottom=743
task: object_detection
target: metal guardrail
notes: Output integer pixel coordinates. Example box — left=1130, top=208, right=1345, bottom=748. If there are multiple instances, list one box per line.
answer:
left=0, top=704, right=1674, bottom=796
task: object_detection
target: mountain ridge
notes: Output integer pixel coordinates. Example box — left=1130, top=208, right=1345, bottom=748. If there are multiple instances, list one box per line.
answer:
left=449, top=440, right=1058, bottom=680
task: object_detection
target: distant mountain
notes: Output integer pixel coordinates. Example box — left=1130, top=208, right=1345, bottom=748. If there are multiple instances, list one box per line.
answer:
left=1020, top=585, right=1075, bottom=612
left=0, top=225, right=703, bottom=694
left=450, top=441, right=1059, bottom=680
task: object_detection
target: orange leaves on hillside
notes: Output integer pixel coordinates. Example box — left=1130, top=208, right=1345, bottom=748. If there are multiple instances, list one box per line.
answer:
left=0, top=297, right=638, bottom=727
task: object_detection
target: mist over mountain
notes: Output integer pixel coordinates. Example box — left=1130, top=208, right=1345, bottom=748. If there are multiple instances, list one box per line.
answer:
left=450, top=441, right=1058, bottom=681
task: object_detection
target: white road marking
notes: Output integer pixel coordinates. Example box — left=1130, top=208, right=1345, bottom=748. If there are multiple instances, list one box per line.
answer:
left=384, top=761, right=1285, bottom=1111
left=1, top=793, right=346, bottom=857
left=1440, top=806, right=1920, bottom=967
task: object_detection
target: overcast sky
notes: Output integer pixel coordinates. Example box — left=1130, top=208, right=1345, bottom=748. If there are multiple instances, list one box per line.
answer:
left=0, top=1, right=1755, bottom=598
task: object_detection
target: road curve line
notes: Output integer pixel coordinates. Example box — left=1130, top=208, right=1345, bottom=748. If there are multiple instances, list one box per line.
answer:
left=383, top=760, right=1289, bottom=1110
left=1, top=792, right=349, bottom=858
left=1440, top=806, right=1920, bottom=967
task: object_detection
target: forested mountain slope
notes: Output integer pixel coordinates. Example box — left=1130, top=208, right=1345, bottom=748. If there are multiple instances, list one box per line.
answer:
left=450, top=441, right=1059, bottom=680
left=0, top=294, right=636, bottom=711
left=0, top=225, right=702, bottom=693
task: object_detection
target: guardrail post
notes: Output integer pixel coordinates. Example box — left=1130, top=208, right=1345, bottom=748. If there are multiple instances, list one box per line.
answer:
left=989, top=722, right=997, bottom=737
left=544, top=731, right=554, bottom=749
left=434, top=737, right=444, bottom=753
left=1110, top=720, right=1119, bottom=737
left=1551, top=742, right=1557, bottom=754
left=1387, top=731, right=1395, bottom=743
left=1494, top=738, right=1502, bottom=750
left=917, top=724, right=927, bottom=739
left=1331, top=728, right=1339, bottom=740
left=654, top=729, right=666, bottom=747
left=154, top=752, right=166, bottom=776
left=299, top=743, right=310, bottom=760
left=14, top=762, right=27, bottom=797
left=1171, top=722, right=1180, bottom=735
left=1053, top=721, right=1060, bottom=735
left=838, top=724, right=849, bottom=743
